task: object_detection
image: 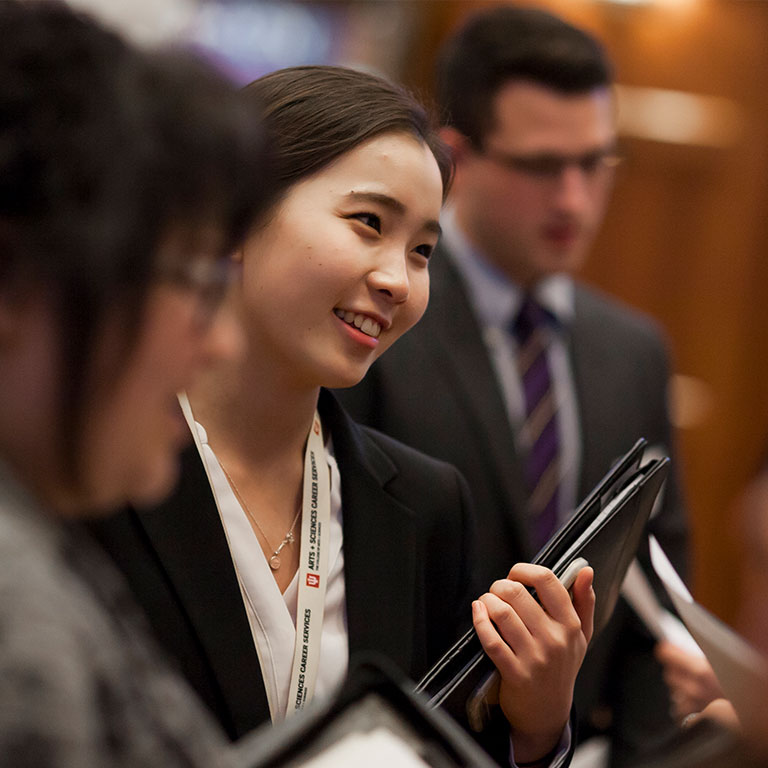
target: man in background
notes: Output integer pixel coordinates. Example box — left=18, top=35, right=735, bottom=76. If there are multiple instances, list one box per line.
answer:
left=337, top=5, right=689, bottom=765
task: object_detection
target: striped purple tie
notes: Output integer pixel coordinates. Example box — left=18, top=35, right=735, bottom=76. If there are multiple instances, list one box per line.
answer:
left=513, top=297, right=560, bottom=552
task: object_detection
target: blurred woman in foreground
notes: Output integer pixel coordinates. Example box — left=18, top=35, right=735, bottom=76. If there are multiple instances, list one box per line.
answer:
left=0, top=2, right=274, bottom=765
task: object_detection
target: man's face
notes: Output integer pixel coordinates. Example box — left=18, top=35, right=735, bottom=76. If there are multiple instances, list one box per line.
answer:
left=452, top=80, right=617, bottom=288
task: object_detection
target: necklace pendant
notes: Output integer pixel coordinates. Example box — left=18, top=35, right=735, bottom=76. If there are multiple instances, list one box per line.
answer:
left=269, top=554, right=281, bottom=570
left=285, top=531, right=294, bottom=543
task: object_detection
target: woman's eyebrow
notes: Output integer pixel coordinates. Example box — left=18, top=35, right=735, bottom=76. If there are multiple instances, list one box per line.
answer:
left=344, top=190, right=442, bottom=236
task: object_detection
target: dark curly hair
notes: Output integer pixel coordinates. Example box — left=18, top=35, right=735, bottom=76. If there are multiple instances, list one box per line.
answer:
left=0, top=1, right=275, bottom=476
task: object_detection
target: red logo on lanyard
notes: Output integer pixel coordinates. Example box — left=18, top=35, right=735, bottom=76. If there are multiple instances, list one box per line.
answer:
left=306, top=573, right=320, bottom=588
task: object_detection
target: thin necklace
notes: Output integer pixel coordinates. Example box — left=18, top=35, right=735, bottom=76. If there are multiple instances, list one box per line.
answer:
left=220, top=464, right=301, bottom=571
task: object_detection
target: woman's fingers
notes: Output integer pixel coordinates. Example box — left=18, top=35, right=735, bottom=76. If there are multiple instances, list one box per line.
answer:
left=500, top=562, right=594, bottom=641
left=570, top=566, right=595, bottom=644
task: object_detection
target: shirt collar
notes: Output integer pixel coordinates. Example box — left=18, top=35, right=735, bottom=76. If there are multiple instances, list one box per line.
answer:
left=440, top=207, right=575, bottom=331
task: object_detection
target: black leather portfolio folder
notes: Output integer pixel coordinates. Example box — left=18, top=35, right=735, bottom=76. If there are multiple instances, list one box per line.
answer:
left=416, top=438, right=670, bottom=733
left=235, top=656, right=498, bottom=768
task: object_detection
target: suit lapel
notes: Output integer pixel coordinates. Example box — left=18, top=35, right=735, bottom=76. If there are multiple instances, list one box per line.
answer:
left=319, top=392, right=420, bottom=675
left=569, top=286, right=620, bottom=500
left=422, top=250, right=529, bottom=546
left=134, top=444, right=270, bottom=736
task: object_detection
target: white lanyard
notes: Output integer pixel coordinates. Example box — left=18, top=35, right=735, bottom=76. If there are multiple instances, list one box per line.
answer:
left=179, top=394, right=332, bottom=717
left=287, top=410, right=331, bottom=715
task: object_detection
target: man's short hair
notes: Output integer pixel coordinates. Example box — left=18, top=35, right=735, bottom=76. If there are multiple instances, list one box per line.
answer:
left=436, top=5, right=613, bottom=147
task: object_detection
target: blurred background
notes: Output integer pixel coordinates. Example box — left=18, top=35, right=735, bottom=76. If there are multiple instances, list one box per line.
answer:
left=65, top=0, right=768, bottom=628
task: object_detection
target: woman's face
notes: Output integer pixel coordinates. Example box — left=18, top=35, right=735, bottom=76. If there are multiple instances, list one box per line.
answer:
left=238, top=132, right=443, bottom=390
left=76, top=250, right=244, bottom=513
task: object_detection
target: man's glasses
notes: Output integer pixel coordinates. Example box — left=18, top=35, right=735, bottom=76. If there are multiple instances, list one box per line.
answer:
left=480, top=146, right=623, bottom=181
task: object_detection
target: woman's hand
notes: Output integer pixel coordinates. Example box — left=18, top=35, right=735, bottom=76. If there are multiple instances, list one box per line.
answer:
left=472, top=563, right=595, bottom=765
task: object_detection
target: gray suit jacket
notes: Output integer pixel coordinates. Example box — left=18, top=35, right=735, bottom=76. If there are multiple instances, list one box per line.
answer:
left=0, top=465, right=230, bottom=768
left=335, top=245, right=689, bottom=766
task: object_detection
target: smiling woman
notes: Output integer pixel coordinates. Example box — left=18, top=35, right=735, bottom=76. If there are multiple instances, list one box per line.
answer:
left=236, top=131, right=442, bottom=388
left=92, top=65, right=596, bottom=767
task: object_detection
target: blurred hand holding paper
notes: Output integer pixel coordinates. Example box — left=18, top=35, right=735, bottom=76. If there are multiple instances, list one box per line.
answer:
left=649, top=535, right=768, bottom=723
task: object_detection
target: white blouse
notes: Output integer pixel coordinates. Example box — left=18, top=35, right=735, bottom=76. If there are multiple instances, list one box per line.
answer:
left=191, top=419, right=348, bottom=723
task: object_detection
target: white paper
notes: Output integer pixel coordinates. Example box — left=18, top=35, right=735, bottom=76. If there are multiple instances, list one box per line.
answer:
left=298, top=727, right=431, bottom=768
left=621, top=558, right=703, bottom=656
left=649, top=535, right=768, bottom=722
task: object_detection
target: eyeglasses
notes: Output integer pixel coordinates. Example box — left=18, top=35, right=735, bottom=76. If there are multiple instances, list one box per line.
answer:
left=155, top=251, right=238, bottom=329
left=479, top=146, right=623, bottom=181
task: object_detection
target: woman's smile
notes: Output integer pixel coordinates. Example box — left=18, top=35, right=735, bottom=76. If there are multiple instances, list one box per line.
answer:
left=333, top=308, right=383, bottom=339
left=334, top=311, right=380, bottom=349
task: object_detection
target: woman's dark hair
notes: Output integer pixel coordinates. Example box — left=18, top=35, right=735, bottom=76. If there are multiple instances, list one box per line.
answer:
left=0, top=1, right=275, bottom=475
left=242, top=65, right=452, bottom=211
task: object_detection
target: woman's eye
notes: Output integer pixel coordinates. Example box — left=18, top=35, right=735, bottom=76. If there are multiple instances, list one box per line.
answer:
left=351, top=212, right=381, bottom=233
left=414, top=243, right=434, bottom=259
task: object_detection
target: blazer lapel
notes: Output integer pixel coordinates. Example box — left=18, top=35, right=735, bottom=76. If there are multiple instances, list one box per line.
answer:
left=569, top=286, right=622, bottom=500
left=134, top=444, right=271, bottom=737
left=319, top=392, right=420, bottom=676
left=423, top=251, right=529, bottom=547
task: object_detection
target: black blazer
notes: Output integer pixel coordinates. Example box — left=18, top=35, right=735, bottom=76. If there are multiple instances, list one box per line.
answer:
left=89, top=391, right=485, bottom=745
left=335, top=246, right=690, bottom=765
